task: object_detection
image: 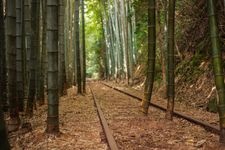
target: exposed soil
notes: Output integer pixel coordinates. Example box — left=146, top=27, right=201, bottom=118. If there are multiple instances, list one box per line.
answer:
left=91, top=82, right=221, bottom=149
left=9, top=87, right=108, bottom=150
left=107, top=80, right=219, bottom=126
left=9, top=81, right=223, bottom=149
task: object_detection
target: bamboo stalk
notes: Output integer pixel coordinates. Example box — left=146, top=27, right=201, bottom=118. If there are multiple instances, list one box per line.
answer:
left=26, top=0, right=39, bottom=117
left=165, top=0, right=176, bottom=120
left=81, top=0, right=86, bottom=93
left=141, top=0, right=156, bottom=114
left=46, top=0, right=59, bottom=133
left=16, top=0, right=24, bottom=112
left=0, top=0, right=7, bottom=112
left=75, top=0, right=82, bottom=94
left=0, top=1, right=10, bottom=148
left=207, top=0, right=225, bottom=143
left=6, top=0, right=20, bottom=124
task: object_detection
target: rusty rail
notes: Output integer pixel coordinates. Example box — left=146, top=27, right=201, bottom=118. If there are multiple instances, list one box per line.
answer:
left=89, top=86, right=119, bottom=150
left=100, top=82, right=220, bottom=135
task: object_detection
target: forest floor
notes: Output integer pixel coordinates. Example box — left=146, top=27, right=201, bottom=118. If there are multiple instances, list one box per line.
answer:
left=9, top=81, right=224, bottom=150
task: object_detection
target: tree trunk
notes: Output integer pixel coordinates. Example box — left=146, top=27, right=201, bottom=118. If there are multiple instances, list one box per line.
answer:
left=75, top=0, right=82, bottom=94
left=0, top=0, right=7, bottom=112
left=35, top=0, right=41, bottom=105
left=0, top=106, right=10, bottom=150
left=125, top=0, right=133, bottom=85
left=81, top=0, right=86, bottom=93
left=163, top=0, right=168, bottom=98
left=46, top=0, right=59, bottom=133
left=38, top=0, right=47, bottom=105
left=6, top=0, right=20, bottom=131
left=0, top=0, right=10, bottom=148
left=207, top=0, right=225, bottom=143
left=58, top=0, right=67, bottom=96
left=23, top=0, right=31, bottom=95
left=64, top=0, right=70, bottom=89
left=165, top=0, right=176, bottom=120
left=100, top=11, right=109, bottom=79
left=141, top=0, right=156, bottom=115
left=158, top=0, right=168, bottom=98
left=16, top=0, right=24, bottom=112
left=26, top=0, right=39, bottom=117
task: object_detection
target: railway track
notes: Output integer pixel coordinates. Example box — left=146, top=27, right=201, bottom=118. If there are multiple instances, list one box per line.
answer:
left=100, top=81, right=220, bottom=135
left=89, top=85, right=119, bottom=150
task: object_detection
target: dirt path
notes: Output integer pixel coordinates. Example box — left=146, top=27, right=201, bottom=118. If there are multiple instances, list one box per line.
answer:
left=10, top=87, right=108, bottom=150
left=9, top=82, right=221, bottom=149
left=91, top=82, right=220, bottom=149
left=105, top=81, right=219, bottom=126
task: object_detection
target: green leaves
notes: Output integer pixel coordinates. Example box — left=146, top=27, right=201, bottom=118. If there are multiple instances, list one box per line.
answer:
left=85, top=0, right=103, bottom=76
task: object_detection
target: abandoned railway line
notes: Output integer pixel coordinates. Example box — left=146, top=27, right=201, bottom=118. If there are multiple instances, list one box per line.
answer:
left=84, top=82, right=220, bottom=149
left=90, top=85, right=119, bottom=150
left=100, top=81, right=220, bottom=135
left=9, top=82, right=221, bottom=149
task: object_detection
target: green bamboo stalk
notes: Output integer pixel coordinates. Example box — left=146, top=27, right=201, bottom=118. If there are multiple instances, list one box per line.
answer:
left=65, top=0, right=72, bottom=87
left=21, top=0, right=27, bottom=112
left=0, top=103, right=10, bottom=150
left=116, top=0, right=125, bottom=78
left=0, top=0, right=7, bottom=112
left=165, top=0, right=176, bottom=120
left=58, top=0, right=63, bottom=96
left=162, top=0, right=168, bottom=98
left=108, top=17, right=116, bottom=78
left=75, top=0, right=82, bottom=94
left=141, top=0, right=156, bottom=114
left=35, top=0, right=41, bottom=105
left=70, top=0, right=75, bottom=86
left=112, top=0, right=122, bottom=79
left=104, top=0, right=112, bottom=78
left=23, top=0, right=31, bottom=95
left=123, top=0, right=130, bottom=84
left=43, top=0, right=48, bottom=93
left=110, top=3, right=119, bottom=79
left=16, top=0, right=24, bottom=112
left=26, top=0, right=39, bottom=117
left=64, top=0, right=68, bottom=84
left=59, top=0, right=67, bottom=96
left=130, top=0, right=137, bottom=65
left=101, top=0, right=114, bottom=79
left=120, top=0, right=130, bottom=82
left=126, top=0, right=133, bottom=85
left=58, top=0, right=62, bottom=96
left=81, top=0, right=86, bottom=93
left=0, top=17, right=9, bottom=145
left=207, top=0, right=225, bottom=143
left=117, top=0, right=125, bottom=79
left=63, top=0, right=68, bottom=90
left=38, top=0, right=47, bottom=105
left=63, top=2, right=67, bottom=89
left=46, top=0, right=59, bottom=133
left=72, top=1, right=76, bottom=86
left=23, top=0, right=30, bottom=104
left=6, top=0, right=20, bottom=127
left=0, top=1, right=10, bottom=147
left=100, top=12, right=109, bottom=79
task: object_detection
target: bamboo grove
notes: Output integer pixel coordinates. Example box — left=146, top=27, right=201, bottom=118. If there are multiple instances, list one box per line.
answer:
left=0, top=0, right=87, bottom=148
left=99, top=0, right=137, bottom=83
left=0, top=0, right=225, bottom=148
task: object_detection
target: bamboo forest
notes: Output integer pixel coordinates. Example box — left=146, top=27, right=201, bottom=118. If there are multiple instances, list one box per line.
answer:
left=1, top=0, right=225, bottom=149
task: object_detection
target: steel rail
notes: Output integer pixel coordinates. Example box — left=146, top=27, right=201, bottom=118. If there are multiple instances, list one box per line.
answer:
left=100, top=82, right=220, bottom=135
left=89, top=86, right=119, bottom=150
